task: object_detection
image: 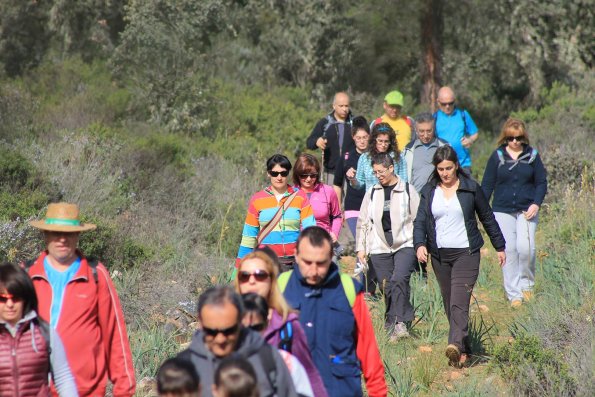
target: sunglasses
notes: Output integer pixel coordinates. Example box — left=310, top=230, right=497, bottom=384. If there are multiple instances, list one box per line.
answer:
left=506, top=135, right=524, bottom=142
left=202, top=323, right=240, bottom=337
left=248, top=323, right=267, bottom=332
left=238, top=269, right=271, bottom=283
left=269, top=170, right=289, bottom=177
left=439, top=101, right=455, bottom=107
left=299, top=173, right=318, bottom=180
left=0, top=293, right=22, bottom=303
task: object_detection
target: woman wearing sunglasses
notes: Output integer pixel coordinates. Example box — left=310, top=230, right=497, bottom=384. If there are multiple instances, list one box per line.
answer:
left=293, top=153, right=342, bottom=244
left=481, top=118, right=547, bottom=308
left=241, top=293, right=314, bottom=397
left=350, top=122, right=409, bottom=194
left=0, top=262, right=78, bottom=396
left=235, top=250, right=328, bottom=397
left=236, top=154, right=316, bottom=270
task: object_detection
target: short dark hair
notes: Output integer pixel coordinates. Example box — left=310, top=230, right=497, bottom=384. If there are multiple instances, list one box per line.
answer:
left=197, top=286, right=244, bottom=322
left=156, top=357, right=200, bottom=395
left=370, top=152, right=394, bottom=169
left=214, top=356, right=258, bottom=397
left=241, top=293, right=269, bottom=324
left=351, top=116, right=370, bottom=135
left=414, top=112, right=435, bottom=125
left=0, top=262, right=38, bottom=316
left=266, top=154, right=292, bottom=172
left=296, top=226, right=333, bottom=255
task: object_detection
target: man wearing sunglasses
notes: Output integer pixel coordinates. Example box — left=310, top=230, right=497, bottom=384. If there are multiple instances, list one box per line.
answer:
left=434, top=86, right=479, bottom=173
left=178, top=286, right=297, bottom=397
left=281, top=227, right=387, bottom=397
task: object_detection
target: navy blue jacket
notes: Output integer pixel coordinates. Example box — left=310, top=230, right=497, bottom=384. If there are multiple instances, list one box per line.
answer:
left=481, top=144, right=547, bottom=213
left=413, top=174, right=505, bottom=257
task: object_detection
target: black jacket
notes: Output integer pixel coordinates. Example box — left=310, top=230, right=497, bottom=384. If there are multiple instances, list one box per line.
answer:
left=306, top=111, right=355, bottom=172
left=413, top=174, right=505, bottom=257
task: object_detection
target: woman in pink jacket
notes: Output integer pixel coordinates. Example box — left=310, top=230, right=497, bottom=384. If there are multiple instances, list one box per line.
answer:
left=293, top=153, right=343, bottom=243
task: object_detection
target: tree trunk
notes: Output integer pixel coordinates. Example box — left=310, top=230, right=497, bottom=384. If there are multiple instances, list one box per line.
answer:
left=420, top=0, right=443, bottom=112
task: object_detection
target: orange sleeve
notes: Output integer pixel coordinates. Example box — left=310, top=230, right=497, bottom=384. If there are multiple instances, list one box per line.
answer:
left=353, top=293, right=387, bottom=397
left=96, top=265, right=136, bottom=397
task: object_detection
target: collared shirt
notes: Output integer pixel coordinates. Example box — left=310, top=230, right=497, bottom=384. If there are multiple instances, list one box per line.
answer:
left=410, top=138, right=441, bottom=192
left=44, top=257, right=81, bottom=329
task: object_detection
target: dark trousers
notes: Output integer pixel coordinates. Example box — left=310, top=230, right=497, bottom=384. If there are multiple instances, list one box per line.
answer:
left=370, top=247, right=418, bottom=325
left=431, top=248, right=480, bottom=354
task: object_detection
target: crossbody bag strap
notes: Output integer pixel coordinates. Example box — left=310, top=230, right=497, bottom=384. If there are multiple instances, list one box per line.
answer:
left=256, top=190, right=299, bottom=246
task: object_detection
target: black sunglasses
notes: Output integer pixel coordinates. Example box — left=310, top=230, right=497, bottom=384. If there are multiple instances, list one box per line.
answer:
left=0, top=293, right=22, bottom=303
left=269, top=170, right=289, bottom=177
left=238, top=269, right=271, bottom=283
left=506, top=135, right=524, bottom=142
left=439, top=101, right=455, bottom=107
left=299, top=173, right=319, bottom=179
left=248, top=323, right=267, bottom=332
left=202, top=323, right=240, bottom=337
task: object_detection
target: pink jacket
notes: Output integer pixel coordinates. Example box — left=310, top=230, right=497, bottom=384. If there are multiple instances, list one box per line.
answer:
left=300, top=183, right=342, bottom=237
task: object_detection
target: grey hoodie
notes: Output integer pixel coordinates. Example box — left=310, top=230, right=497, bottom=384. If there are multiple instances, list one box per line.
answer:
left=178, top=328, right=298, bottom=397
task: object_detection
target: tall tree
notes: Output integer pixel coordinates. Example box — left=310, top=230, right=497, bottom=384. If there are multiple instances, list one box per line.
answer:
left=420, top=0, right=443, bottom=111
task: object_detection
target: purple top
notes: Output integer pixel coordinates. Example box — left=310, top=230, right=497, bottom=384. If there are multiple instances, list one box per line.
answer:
left=264, top=311, right=328, bottom=397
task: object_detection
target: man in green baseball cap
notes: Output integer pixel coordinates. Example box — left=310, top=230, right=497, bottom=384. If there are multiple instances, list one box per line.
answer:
left=371, top=90, right=414, bottom=152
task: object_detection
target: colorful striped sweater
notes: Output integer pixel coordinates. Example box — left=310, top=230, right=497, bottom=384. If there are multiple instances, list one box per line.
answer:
left=236, top=185, right=316, bottom=267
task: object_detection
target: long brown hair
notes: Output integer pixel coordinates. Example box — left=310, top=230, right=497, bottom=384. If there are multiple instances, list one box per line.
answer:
left=369, top=122, right=400, bottom=158
left=234, top=251, right=292, bottom=321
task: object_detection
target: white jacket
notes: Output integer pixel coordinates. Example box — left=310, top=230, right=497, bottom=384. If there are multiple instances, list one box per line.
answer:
left=356, top=178, right=420, bottom=255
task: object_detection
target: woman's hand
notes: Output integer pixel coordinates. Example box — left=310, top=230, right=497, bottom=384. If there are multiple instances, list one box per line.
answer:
left=416, top=246, right=428, bottom=263
left=356, top=250, right=367, bottom=265
left=330, top=232, right=338, bottom=243
left=524, top=204, right=540, bottom=220
left=346, top=167, right=356, bottom=180
left=497, top=251, right=506, bottom=267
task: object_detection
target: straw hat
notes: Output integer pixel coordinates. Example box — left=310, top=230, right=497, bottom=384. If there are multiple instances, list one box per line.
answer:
left=30, top=203, right=96, bottom=232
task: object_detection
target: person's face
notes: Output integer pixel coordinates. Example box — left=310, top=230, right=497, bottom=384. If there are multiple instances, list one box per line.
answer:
left=295, top=238, right=332, bottom=286
left=44, top=231, right=80, bottom=264
left=416, top=121, right=435, bottom=144
left=437, top=92, right=456, bottom=115
left=298, top=170, right=319, bottom=190
left=238, top=258, right=272, bottom=299
left=268, top=164, right=289, bottom=192
left=353, top=129, right=369, bottom=152
left=373, top=164, right=396, bottom=186
left=242, top=311, right=267, bottom=334
left=0, top=289, right=24, bottom=327
left=383, top=102, right=401, bottom=119
left=332, top=93, right=350, bottom=120
left=505, top=129, right=525, bottom=151
left=200, top=302, right=241, bottom=358
left=436, top=160, right=458, bottom=185
left=375, top=133, right=390, bottom=153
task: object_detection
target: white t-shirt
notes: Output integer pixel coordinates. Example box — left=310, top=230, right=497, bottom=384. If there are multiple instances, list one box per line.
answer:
left=432, top=187, right=469, bottom=248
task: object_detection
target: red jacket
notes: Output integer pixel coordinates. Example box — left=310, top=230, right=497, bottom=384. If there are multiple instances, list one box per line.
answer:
left=0, top=318, right=50, bottom=397
left=29, top=252, right=136, bottom=397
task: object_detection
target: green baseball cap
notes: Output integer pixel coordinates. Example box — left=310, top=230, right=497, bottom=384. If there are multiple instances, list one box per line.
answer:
left=384, top=90, right=404, bottom=106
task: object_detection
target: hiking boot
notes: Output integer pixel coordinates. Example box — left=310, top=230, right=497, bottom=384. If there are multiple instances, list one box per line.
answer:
left=445, top=344, right=461, bottom=366
left=511, top=299, right=522, bottom=308
left=522, top=290, right=534, bottom=301
left=389, top=322, right=410, bottom=341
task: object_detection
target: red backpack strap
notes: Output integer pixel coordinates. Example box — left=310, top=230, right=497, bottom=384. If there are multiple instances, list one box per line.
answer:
left=403, top=115, right=412, bottom=126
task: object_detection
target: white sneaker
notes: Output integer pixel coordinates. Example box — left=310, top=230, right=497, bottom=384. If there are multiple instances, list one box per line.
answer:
left=390, top=322, right=410, bottom=341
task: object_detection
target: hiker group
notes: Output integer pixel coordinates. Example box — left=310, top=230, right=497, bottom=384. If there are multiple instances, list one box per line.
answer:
left=0, top=85, right=547, bottom=397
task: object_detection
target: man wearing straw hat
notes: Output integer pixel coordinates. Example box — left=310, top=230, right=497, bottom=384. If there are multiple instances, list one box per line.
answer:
left=26, top=202, right=136, bottom=397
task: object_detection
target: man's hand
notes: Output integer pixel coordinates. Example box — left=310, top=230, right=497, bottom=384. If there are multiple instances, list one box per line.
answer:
left=497, top=251, right=506, bottom=267
left=461, top=136, right=473, bottom=148
left=316, top=137, right=327, bottom=150
left=416, top=246, right=428, bottom=263
left=523, top=204, right=539, bottom=220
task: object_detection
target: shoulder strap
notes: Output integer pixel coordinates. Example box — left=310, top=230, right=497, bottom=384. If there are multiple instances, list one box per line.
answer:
left=277, top=270, right=293, bottom=292
left=496, top=149, right=505, bottom=167
left=339, top=273, right=356, bottom=307
left=405, top=182, right=411, bottom=214
left=278, top=321, right=293, bottom=353
left=256, top=191, right=299, bottom=246
left=24, top=257, right=98, bottom=284
left=403, top=115, right=412, bottom=126
left=459, top=108, right=468, bottom=134
left=528, top=148, right=538, bottom=163
left=24, top=259, right=36, bottom=271
left=259, top=343, right=278, bottom=394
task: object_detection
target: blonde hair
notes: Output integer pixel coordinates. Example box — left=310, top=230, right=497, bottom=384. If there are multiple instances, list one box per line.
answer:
left=497, top=118, right=530, bottom=146
left=234, top=251, right=292, bottom=322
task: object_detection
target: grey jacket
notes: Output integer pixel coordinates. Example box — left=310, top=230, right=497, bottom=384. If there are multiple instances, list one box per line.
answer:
left=178, top=328, right=298, bottom=397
